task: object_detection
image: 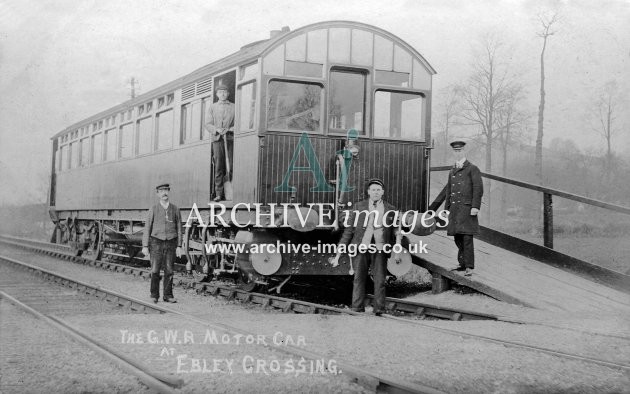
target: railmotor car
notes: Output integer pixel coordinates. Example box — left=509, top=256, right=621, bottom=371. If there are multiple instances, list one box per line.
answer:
left=48, top=21, right=436, bottom=290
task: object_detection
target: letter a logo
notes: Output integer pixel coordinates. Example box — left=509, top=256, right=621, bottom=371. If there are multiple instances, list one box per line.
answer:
left=275, top=133, right=334, bottom=192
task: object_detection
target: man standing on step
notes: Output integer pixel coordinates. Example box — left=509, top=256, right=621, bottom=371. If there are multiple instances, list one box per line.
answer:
left=205, top=81, right=235, bottom=202
left=445, top=141, right=483, bottom=277
left=142, top=183, right=182, bottom=303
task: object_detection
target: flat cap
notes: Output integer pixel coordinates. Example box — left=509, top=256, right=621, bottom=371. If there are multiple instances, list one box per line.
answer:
left=155, top=183, right=170, bottom=190
left=367, top=178, right=385, bottom=189
left=450, top=140, right=466, bottom=149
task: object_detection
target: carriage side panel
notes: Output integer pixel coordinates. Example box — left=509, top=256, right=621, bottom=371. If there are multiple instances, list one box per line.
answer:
left=258, top=132, right=426, bottom=211
left=54, top=143, right=210, bottom=211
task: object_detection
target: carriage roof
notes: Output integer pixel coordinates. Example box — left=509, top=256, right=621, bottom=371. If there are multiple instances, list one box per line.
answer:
left=52, top=20, right=435, bottom=140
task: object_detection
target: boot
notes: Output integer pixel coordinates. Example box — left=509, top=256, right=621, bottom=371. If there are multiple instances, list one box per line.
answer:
left=150, top=273, right=161, bottom=301
left=163, top=272, right=174, bottom=301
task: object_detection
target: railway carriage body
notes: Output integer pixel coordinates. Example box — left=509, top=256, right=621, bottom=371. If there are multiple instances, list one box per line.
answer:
left=48, top=21, right=435, bottom=286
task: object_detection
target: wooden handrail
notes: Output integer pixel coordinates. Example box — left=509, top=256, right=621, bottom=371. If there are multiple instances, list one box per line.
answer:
left=430, top=166, right=630, bottom=215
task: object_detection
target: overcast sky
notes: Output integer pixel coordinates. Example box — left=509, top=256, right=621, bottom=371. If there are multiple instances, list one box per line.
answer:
left=0, top=0, right=628, bottom=205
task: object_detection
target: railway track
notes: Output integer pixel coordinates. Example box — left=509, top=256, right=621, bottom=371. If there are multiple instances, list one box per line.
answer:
left=0, top=261, right=179, bottom=393
left=0, top=249, right=446, bottom=394
left=2, top=234, right=630, bottom=375
left=0, top=234, right=498, bottom=321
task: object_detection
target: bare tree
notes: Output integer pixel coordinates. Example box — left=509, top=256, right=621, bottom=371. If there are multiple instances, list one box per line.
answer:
left=535, top=12, right=559, bottom=185
left=592, top=80, right=623, bottom=182
left=496, top=85, right=528, bottom=215
left=458, top=33, right=521, bottom=220
left=436, top=85, right=461, bottom=164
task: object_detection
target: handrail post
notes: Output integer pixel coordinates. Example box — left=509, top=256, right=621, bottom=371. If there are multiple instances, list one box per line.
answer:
left=543, top=193, right=553, bottom=248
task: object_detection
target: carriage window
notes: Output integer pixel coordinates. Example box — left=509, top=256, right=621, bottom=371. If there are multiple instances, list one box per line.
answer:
left=92, top=133, right=103, bottom=164
left=104, top=128, right=117, bottom=161
left=374, top=35, right=393, bottom=71
left=267, top=80, right=322, bottom=132
left=200, top=97, right=214, bottom=140
left=137, top=117, right=152, bottom=155
left=238, top=81, right=256, bottom=132
left=374, top=91, right=424, bottom=140
left=307, top=29, right=327, bottom=63
left=56, top=148, right=62, bottom=172
left=71, top=142, right=79, bottom=168
left=80, top=137, right=90, bottom=166
left=351, top=29, right=373, bottom=66
left=180, top=102, right=202, bottom=143
left=328, top=28, right=350, bottom=63
left=60, top=145, right=67, bottom=171
left=413, top=59, right=431, bottom=90
left=286, top=34, right=306, bottom=62
left=180, top=104, right=192, bottom=143
left=240, top=63, right=258, bottom=81
left=328, top=70, right=365, bottom=134
left=394, top=45, right=412, bottom=73
left=156, top=110, right=174, bottom=151
left=375, top=71, right=410, bottom=87
left=285, top=61, right=323, bottom=78
left=64, top=144, right=71, bottom=169
left=119, top=123, right=134, bottom=158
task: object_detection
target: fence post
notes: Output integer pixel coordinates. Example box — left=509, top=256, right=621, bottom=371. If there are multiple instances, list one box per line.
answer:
left=543, top=193, right=553, bottom=248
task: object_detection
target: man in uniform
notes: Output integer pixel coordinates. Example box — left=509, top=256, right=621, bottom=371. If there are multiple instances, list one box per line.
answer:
left=445, top=141, right=483, bottom=276
left=142, top=183, right=182, bottom=303
left=204, top=82, right=235, bottom=202
left=331, top=179, right=401, bottom=315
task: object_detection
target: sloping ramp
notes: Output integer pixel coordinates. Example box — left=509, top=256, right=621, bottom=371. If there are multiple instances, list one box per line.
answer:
left=408, top=232, right=630, bottom=313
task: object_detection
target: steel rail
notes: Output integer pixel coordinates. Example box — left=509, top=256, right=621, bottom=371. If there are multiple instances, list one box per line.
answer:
left=5, top=234, right=629, bottom=339
left=0, top=234, right=499, bottom=321
left=0, top=252, right=446, bottom=394
left=0, top=292, right=178, bottom=394
left=381, top=313, right=630, bottom=371
left=3, top=236, right=630, bottom=371
left=3, top=235, right=630, bottom=341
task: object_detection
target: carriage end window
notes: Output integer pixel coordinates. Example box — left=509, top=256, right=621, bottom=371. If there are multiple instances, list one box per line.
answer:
left=374, top=90, right=424, bottom=140
left=267, top=80, right=322, bottom=132
left=375, top=70, right=410, bottom=87
left=328, top=70, right=365, bottom=134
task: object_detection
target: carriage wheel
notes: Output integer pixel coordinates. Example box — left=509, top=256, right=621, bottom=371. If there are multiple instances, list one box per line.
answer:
left=184, top=223, right=208, bottom=278
left=85, top=221, right=103, bottom=262
left=69, top=217, right=83, bottom=256
left=200, top=226, right=214, bottom=267
left=236, top=270, right=258, bottom=292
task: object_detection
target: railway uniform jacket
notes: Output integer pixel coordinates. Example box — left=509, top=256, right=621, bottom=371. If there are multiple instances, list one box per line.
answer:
left=142, top=203, right=183, bottom=248
left=445, top=160, right=483, bottom=236
left=338, top=199, right=399, bottom=257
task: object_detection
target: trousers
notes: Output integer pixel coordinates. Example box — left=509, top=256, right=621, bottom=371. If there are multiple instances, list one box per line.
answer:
left=212, top=138, right=233, bottom=198
left=149, top=237, right=177, bottom=299
left=352, top=251, right=386, bottom=313
left=454, top=234, right=475, bottom=269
